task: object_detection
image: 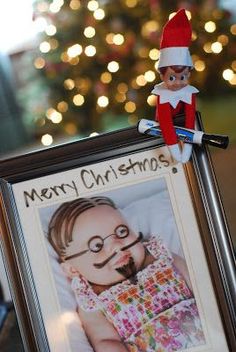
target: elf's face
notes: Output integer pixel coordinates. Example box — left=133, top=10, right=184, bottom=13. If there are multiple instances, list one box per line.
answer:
left=160, top=66, right=190, bottom=91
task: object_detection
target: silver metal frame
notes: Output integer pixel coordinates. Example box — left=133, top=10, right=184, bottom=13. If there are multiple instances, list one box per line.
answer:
left=0, top=114, right=235, bottom=351
left=190, top=141, right=236, bottom=346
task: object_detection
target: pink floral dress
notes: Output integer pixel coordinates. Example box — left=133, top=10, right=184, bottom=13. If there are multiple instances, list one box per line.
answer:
left=70, top=237, right=205, bottom=351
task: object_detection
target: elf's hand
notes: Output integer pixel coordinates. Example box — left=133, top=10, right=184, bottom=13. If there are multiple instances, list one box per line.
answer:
left=181, top=143, right=193, bottom=163
left=168, top=143, right=182, bottom=162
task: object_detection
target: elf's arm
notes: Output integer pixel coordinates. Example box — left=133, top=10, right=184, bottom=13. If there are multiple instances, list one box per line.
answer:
left=184, top=94, right=196, bottom=129
left=155, top=95, right=178, bottom=145
left=155, top=95, right=182, bottom=162
left=181, top=94, right=196, bottom=163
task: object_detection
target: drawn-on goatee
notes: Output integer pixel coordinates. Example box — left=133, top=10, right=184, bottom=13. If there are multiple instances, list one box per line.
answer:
left=115, top=256, right=137, bottom=279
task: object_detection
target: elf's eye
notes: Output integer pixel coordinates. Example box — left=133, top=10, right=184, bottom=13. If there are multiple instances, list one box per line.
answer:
left=181, top=74, right=187, bottom=81
left=169, top=75, right=176, bottom=82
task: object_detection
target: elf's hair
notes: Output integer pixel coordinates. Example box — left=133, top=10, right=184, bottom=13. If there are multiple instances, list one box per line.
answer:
left=48, top=196, right=116, bottom=259
left=159, top=65, right=191, bottom=74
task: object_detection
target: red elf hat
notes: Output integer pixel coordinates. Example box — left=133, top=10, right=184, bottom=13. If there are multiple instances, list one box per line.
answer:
left=158, top=9, right=193, bottom=69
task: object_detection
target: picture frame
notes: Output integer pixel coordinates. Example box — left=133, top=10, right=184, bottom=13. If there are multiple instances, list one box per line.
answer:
left=0, top=113, right=235, bottom=352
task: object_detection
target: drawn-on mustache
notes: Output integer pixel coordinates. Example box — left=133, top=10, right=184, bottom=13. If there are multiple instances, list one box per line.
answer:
left=93, top=232, right=143, bottom=269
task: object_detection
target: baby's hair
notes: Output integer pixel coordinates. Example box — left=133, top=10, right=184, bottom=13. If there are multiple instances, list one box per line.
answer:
left=48, top=196, right=117, bottom=259
left=159, top=65, right=191, bottom=74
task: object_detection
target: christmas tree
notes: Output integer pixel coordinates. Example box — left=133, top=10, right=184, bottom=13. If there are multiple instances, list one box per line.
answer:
left=18, top=0, right=236, bottom=146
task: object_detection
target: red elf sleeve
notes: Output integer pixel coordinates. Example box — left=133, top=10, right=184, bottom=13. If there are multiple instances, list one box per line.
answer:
left=155, top=95, right=178, bottom=145
left=184, top=94, right=196, bottom=130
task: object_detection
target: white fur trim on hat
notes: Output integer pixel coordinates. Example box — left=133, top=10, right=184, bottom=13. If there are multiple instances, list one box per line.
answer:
left=158, top=47, right=193, bottom=69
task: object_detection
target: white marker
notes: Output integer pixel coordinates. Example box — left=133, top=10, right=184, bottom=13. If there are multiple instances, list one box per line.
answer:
left=137, top=119, right=229, bottom=149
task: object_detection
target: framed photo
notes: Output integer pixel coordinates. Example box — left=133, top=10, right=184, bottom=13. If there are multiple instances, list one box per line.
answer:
left=0, top=114, right=235, bottom=352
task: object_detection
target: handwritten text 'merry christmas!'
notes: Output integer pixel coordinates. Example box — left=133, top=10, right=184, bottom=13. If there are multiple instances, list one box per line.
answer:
left=23, top=154, right=170, bottom=208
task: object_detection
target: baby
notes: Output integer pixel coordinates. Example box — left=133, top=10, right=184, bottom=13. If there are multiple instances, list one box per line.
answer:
left=48, top=196, right=205, bottom=351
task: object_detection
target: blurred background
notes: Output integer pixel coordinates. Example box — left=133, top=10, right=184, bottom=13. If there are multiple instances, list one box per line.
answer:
left=0, top=0, right=235, bottom=150
left=0, top=0, right=235, bottom=349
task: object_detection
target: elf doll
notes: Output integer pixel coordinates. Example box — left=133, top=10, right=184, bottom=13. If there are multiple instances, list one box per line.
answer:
left=152, top=9, right=199, bottom=163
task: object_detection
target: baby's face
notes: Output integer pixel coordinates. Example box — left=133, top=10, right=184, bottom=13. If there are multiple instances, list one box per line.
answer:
left=65, top=205, right=145, bottom=285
